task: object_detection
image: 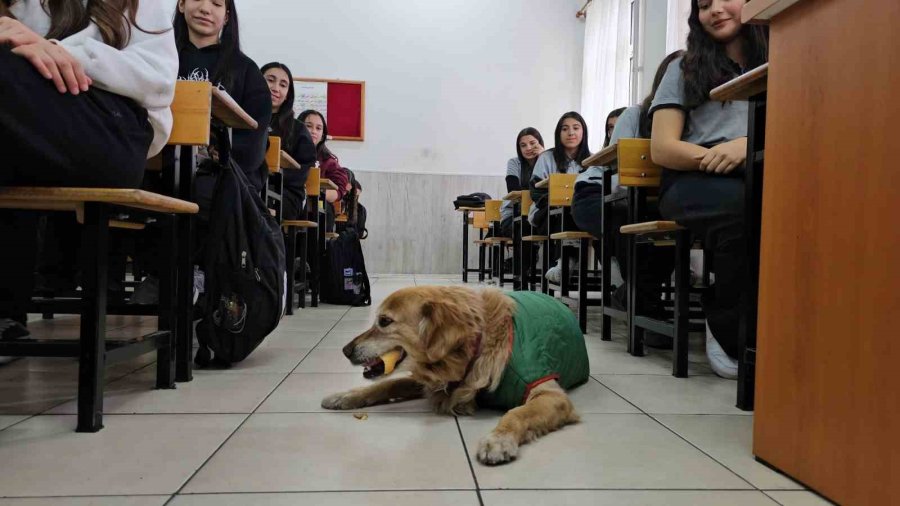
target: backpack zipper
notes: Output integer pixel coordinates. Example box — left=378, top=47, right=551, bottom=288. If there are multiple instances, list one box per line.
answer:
left=241, top=251, right=247, bottom=269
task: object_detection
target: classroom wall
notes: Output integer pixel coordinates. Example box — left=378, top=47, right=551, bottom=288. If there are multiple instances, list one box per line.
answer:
left=232, top=0, right=585, bottom=177
left=354, top=171, right=506, bottom=274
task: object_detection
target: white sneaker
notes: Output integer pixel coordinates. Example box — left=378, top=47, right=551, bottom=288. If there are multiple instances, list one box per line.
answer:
left=706, top=321, right=738, bottom=379
left=545, top=262, right=562, bottom=284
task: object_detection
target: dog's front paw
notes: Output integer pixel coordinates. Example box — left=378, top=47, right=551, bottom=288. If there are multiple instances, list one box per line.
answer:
left=321, top=391, right=366, bottom=410
left=476, top=431, right=519, bottom=466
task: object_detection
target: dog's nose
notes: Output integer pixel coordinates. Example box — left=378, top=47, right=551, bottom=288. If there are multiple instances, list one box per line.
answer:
left=342, top=342, right=354, bottom=359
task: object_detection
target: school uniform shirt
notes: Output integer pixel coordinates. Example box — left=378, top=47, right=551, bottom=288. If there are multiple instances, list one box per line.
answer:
left=574, top=105, right=641, bottom=195
left=10, top=0, right=178, bottom=158
left=649, top=56, right=748, bottom=195
left=178, top=42, right=272, bottom=193
left=318, top=152, right=350, bottom=201
left=500, top=157, right=521, bottom=222
left=527, top=149, right=588, bottom=226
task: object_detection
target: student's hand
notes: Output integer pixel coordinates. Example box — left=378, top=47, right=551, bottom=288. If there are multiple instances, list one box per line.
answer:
left=0, top=17, right=44, bottom=48
left=695, top=137, right=747, bottom=174
left=11, top=40, right=91, bottom=95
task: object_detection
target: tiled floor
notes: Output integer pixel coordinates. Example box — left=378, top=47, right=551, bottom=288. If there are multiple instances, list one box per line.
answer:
left=0, top=275, right=833, bottom=505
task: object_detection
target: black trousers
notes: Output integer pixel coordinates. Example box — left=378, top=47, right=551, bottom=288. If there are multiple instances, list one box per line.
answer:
left=659, top=171, right=746, bottom=358
left=0, top=46, right=152, bottom=322
left=572, top=188, right=675, bottom=314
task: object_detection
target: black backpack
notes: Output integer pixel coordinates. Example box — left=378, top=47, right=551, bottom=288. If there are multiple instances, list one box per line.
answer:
left=453, top=192, right=492, bottom=209
left=320, top=229, right=371, bottom=306
left=194, top=154, right=287, bottom=367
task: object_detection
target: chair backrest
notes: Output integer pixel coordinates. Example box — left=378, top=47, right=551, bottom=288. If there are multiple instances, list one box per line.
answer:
left=617, top=138, right=662, bottom=187
left=266, top=136, right=282, bottom=174
left=168, top=81, right=212, bottom=146
left=484, top=200, right=502, bottom=222
left=548, top=173, right=578, bottom=207
left=472, top=211, right=488, bottom=229
left=305, top=167, right=321, bottom=196
left=334, top=199, right=343, bottom=215
left=521, top=189, right=533, bottom=216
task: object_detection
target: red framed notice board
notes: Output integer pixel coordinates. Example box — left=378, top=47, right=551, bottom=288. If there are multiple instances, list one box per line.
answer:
left=293, top=78, right=366, bottom=141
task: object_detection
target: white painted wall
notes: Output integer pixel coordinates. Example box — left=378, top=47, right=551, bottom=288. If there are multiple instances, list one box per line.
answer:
left=204, top=0, right=587, bottom=177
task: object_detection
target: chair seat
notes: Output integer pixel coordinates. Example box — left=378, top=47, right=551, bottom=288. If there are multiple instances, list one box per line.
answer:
left=550, top=231, right=594, bottom=240
left=619, top=221, right=683, bottom=235
left=325, top=232, right=339, bottom=239
left=282, top=220, right=318, bottom=229
left=486, top=237, right=513, bottom=244
left=474, top=239, right=491, bottom=245
left=521, top=235, right=549, bottom=242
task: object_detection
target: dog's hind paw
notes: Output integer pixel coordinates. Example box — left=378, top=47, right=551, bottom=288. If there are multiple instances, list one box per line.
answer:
left=476, top=431, right=519, bottom=465
left=321, top=391, right=364, bottom=410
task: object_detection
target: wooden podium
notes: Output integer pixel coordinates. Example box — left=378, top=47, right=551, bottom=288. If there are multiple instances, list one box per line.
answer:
left=745, top=0, right=900, bottom=504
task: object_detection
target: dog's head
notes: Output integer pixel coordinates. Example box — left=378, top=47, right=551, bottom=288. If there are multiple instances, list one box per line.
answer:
left=341, top=286, right=485, bottom=385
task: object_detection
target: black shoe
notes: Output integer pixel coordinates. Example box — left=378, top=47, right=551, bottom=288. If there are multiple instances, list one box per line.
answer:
left=0, top=318, right=30, bottom=341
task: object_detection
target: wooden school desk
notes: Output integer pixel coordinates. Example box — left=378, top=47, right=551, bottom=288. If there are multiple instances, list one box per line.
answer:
left=742, top=0, right=900, bottom=504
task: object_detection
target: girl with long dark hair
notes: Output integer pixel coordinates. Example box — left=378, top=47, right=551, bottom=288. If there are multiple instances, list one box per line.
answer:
left=571, top=51, right=685, bottom=347
left=298, top=109, right=349, bottom=204
left=174, top=0, right=270, bottom=193
left=527, top=112, right=593, bottom=282
left=261, top=62, right=316, bottom=219
left=649, top=0, right=767, bottom=378
left=499, top=128, right=544, bottom=237
left=0, top=0, right=177, bottom=345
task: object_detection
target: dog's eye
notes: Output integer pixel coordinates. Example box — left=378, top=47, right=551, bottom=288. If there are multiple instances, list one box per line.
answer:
left=378, top=316, right=393, bottom=328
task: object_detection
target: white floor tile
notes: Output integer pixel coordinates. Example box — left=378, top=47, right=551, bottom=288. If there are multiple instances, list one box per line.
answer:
left=0, top=414, right=244, bottom=496
left=262, top=330, right=327, bottom=349
left=273, top=318, right=338, bottom=332
left=0, top=415, right=28, bottom=431
left=0, top=497, right=170, bottom=506
left=596, top=374, right=748, bottom=415
left=192, top=347, right=310, bottom=374
left=655, top=415, right=803, bottom=490
left=562, top=377, right=640, bottom=414
left=293, top=348, right=359, bottom=374
left=765, top=491, right=835, bottom=506
left=46, top=370, right=285, bottom=414
left=0, top=372, right=77, bottom=415
left=330, top=320, right=376, bottom=334
left=481, top=490, right=778, bottom=506
left=183, top=413, right=475, bottom=493
left=258, top=373, right=432, bottom=413
left=171, top=491, right=478, bottom=505
left=459, top=413, right=751, bottom=490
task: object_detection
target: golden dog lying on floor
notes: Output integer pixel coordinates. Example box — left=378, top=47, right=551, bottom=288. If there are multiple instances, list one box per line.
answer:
left=321, top=286, right=590, bottom=465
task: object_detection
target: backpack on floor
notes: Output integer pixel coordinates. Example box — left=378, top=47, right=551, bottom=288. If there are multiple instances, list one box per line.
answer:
left=194, top=142, right=287, bottom=367
left=320, top=229, right=371, bottom=306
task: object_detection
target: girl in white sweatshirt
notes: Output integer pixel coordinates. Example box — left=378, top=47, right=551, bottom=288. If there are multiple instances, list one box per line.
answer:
left=0, top=0, right=178, bottom=344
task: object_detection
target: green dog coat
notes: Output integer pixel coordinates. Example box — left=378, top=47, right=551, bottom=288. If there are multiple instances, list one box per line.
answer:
left=477, top=291, right=590, bottom=410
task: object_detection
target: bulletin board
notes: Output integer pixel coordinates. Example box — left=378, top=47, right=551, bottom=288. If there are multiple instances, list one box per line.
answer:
left=293, top=78, right=366, bottom=141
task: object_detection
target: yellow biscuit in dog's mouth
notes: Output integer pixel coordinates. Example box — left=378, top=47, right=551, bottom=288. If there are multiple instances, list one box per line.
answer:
left=362, top=349, right=406, bottom=379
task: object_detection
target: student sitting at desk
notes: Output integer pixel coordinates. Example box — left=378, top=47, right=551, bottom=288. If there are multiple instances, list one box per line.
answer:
left=174, top=0, right=271, bottom=194
left=649, top=0, right=767, bottom=378
left=0, top=0, right=177, bottom=347
left=499, top=128, right=544, bottom=238
left=571, top=51, right=683, bottom=348
left=299, top=109, right=349, bottom=231
left=528, top=112, right=595, bottom=283
left=262, top=62, right=317, bottom=220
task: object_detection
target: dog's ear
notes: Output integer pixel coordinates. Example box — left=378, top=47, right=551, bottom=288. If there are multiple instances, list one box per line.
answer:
left=418, top=296, right=480, bottom=363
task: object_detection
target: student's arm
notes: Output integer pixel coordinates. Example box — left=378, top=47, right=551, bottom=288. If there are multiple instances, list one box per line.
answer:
left=505, top=176, right=521, bottom=193
left=651, top=109, right=746, bottom=174
left=505, top=158, right=522, bottom=192
left=650, top=108, right=709, bottom=171
left=58, top=2, right=177, bottom=113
